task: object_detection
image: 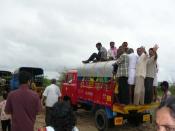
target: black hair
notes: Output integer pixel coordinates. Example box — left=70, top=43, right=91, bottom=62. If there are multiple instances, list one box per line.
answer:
left=149, top=48, right=158, bottom=61
left=157, top=96, right=175, bottom=119
left=19, top=71, right=32, bottom=85
left=110, top=41, right=115, bottom=45
left=51, top=79, right=56, bottom=84
left=51, top=95, right=75, bottom=131
left=96, top=42, right=102, bottom=46
left=122, top=42, right=128, bottom=47
left=160, top=81, right=169, bottom=88
left=160, top=81, right=169, bottom=91
left=127, top=48, right=134, bottom=54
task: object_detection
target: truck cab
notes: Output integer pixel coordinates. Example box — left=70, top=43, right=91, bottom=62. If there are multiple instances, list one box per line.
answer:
left=62, top=70, right=78, bottom=105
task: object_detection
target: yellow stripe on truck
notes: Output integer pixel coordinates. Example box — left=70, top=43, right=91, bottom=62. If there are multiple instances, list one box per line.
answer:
left=113, top=102, right=160, bottom=114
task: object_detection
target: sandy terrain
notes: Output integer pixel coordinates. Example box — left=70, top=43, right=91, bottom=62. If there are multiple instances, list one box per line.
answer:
left=34, top=109, right=156, bottom=131
left=0, top=102, right=155, bottom=131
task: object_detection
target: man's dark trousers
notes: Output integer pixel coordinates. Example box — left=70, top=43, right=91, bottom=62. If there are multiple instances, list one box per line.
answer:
left=45, top=107, right=53, bottom=126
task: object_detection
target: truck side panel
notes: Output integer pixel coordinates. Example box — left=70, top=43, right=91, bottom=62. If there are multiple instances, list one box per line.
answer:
left=77, top=81, right=114, bottom=108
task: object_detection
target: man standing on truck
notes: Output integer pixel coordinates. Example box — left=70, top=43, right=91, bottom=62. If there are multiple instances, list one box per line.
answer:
left=112, top=42, right=129, bottom=78
left=127, top=48, right=138, bottom=104
left=82, top=42, right=107, bottom=63
left=134, top=47, right=148, bottom=105
left=115, top=46, right=129, bottom=104
left=144, top=45, right=158, bottom=104
left=42, top=79, right=62, bottom=126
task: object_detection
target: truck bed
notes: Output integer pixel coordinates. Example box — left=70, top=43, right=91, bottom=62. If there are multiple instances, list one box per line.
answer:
left=113, top=102, right=159, bottom=114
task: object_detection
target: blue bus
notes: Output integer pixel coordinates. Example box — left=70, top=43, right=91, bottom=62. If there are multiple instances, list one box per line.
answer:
left=10, top=67, right=44, bottom=97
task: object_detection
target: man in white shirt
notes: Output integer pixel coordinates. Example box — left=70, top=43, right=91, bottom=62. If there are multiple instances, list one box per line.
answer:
left=127, top=48, right=138, bottom=104
left=42, top=79, right=61, bottom=126
left=134, top=47, right=148, bottom=105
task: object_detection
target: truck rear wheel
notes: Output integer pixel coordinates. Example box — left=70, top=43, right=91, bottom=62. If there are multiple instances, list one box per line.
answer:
left=95, top=109, right=110, bottom=131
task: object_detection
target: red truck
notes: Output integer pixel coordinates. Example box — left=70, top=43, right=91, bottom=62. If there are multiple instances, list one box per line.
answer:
left=61, top=61, right=158, bottom=131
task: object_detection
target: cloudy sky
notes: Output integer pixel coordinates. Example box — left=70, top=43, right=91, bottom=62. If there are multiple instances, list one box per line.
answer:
left=0, top=0, right=175, bottom=81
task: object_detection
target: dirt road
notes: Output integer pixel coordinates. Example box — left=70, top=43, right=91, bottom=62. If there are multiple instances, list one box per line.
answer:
left=35, top=109, right=156, bottom=131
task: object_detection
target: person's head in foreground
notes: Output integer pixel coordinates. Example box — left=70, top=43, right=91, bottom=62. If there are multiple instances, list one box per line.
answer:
left=19, top=71, right=32, bottom=85
left=156, top=96, right=175, bottom=131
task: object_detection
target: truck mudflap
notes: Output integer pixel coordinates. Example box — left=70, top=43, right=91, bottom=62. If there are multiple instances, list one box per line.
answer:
left=112, top=103, right=159, bottom=126
left=113, top=102, right=159, bottom=114
left=114, top=112, right=152, bottom=126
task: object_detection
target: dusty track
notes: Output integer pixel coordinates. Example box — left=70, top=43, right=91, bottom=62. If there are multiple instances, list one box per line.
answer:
left=34, top=109, right=156, bottom=131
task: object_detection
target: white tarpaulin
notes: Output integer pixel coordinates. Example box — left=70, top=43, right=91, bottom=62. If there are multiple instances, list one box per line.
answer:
left=77, top=60, right=115, bottom=77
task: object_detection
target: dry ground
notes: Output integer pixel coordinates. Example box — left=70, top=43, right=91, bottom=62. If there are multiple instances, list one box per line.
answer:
left=0, top=95, right=156, bottom=131
left=0, top=109, right=155, bottom=131
left=34, top=109, right=156, bottom=131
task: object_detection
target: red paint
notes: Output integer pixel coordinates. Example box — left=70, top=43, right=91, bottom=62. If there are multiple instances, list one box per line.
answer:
left=62, top=70, right=116, bottom=108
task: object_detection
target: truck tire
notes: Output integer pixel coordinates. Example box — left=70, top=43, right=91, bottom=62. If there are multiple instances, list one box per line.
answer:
left=95, top=109, right=109, bottom=131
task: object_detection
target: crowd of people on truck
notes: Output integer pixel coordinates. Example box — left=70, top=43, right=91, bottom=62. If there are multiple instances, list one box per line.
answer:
left=82, top=41, right=163, bottom=105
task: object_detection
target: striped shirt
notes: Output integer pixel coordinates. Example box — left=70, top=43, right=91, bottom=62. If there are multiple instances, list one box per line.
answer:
left=116, top=53, right=129, bottom=77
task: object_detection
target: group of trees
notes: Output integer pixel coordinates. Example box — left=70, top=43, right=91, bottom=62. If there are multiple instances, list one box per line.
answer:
left=43, top=70, right=66, bottom=88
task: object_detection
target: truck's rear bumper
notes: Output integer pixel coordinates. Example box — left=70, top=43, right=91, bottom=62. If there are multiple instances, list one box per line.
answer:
left=114, top=112, right=152, bottom=126
left=113, top=102, right=159, bottom=114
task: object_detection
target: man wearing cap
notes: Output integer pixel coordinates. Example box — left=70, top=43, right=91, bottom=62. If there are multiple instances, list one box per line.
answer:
left=42, top=79, right=61, bottom=126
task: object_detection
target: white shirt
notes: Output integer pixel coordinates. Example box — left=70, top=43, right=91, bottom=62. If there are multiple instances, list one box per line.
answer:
left=46, top=126, right=55, bottom=131
left=45, top=126, right=79, bottom=131
left=43, top=84, right=61, bottom=107
left=128, top=53, right=138, bottom=69
left=135, top=53, right=148, bottom=78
